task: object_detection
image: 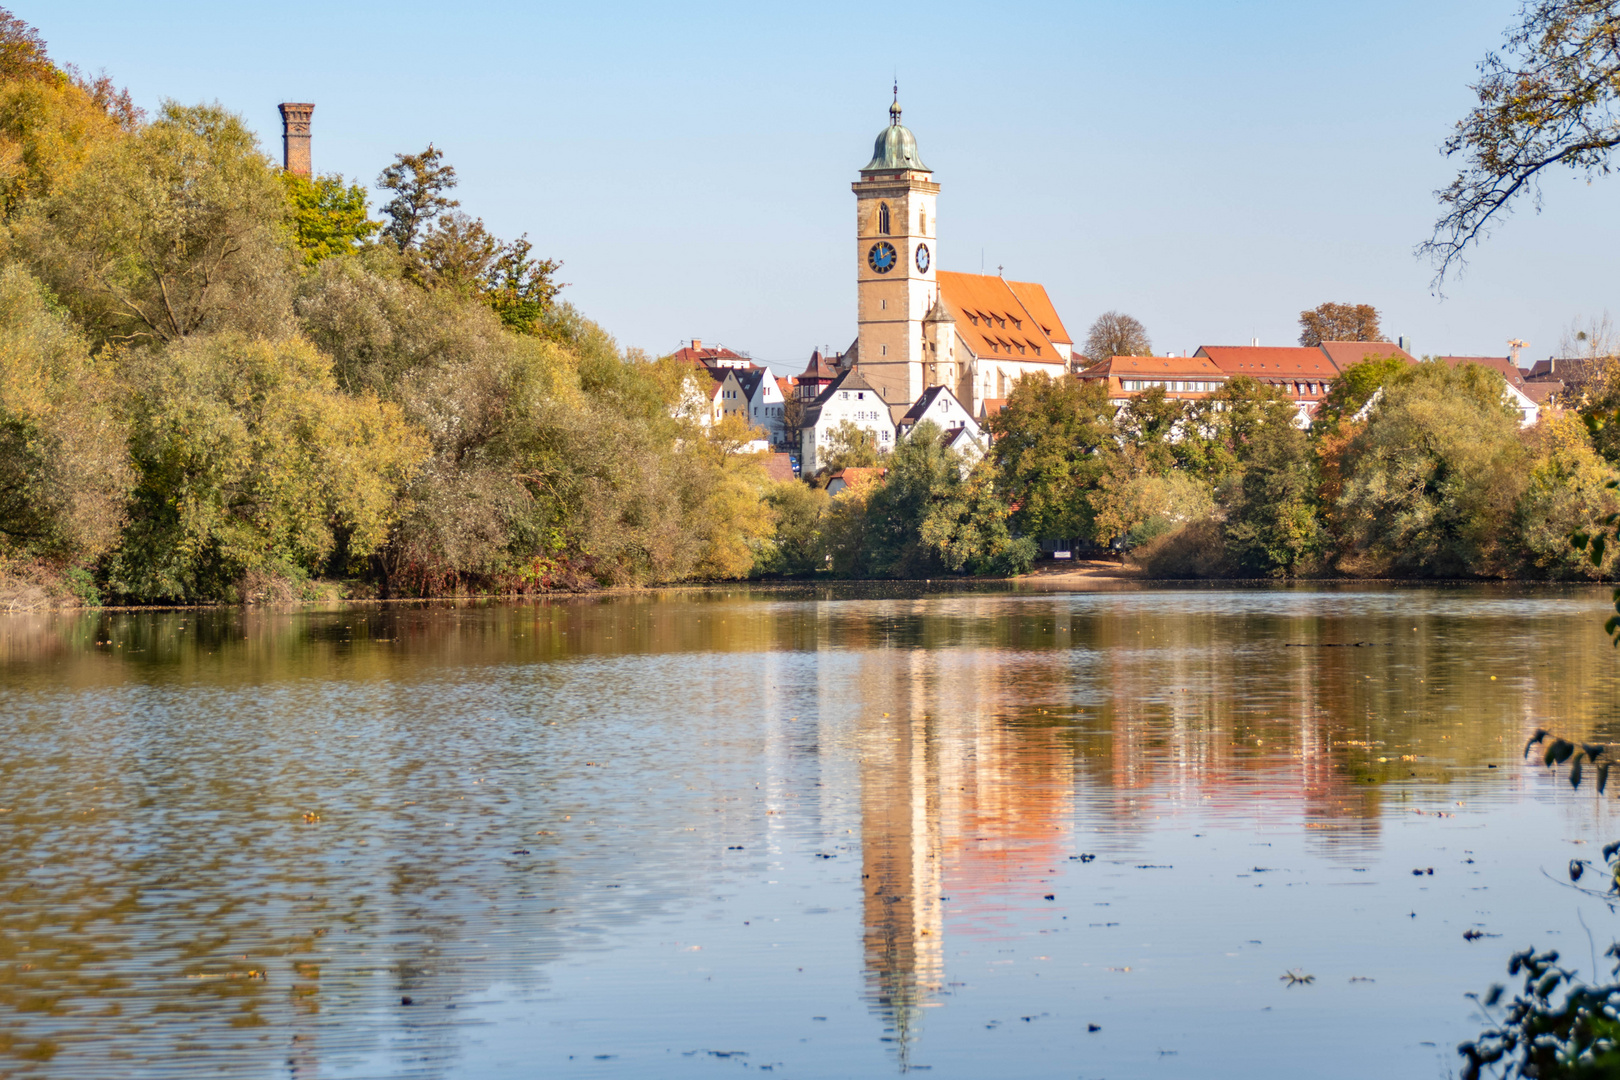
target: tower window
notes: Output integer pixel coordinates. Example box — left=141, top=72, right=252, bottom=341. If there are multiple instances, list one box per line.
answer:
left=920, top=209, right=927, bottom=233
left=880, top=344, right=888, bottom=356
left=879, top=202, right=891, bottom=235
left=880, top=299, right=886, bottom=310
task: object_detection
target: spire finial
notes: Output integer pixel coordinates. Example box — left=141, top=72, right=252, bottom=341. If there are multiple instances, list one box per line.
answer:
left=890, top=81, right=901, bottom=125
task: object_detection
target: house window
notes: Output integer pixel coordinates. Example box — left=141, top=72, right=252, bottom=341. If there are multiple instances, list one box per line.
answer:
left=841, top=391, right=849, bottom=400
left=857, top=392, right=864, bottom=399
left=1016, top=343, right=1025, bottom=355
left=879, top=202, right=891, bottom=235
left=968, top=314, right=978, bottom=325
left=996, top=317, right=1005, bottom=328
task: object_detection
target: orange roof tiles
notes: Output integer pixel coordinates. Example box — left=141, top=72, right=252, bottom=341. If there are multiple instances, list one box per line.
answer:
left=1081, top=355, right=1226, bottom=379
left=1005, top=280, right=1072, bottom=346
left=1318, top=341, right=1416, bottom=369
left=1196, top=345, right=1341, bottom=380
left=936, top=272, right=1066, bottom=365
left=762, top=453, right=796, bottom=483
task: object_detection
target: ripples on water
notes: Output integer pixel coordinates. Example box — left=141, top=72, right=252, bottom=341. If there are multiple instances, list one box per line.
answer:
left=2, top=583, right=1620, bottom=1078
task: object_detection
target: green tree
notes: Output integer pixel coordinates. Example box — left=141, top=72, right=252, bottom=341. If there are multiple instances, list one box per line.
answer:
left=108, top=333, right=426, bottom=601
left=988, top=373, right=1116, bottom=541
left=1298, top=302, right=1381, bottom=346
left=17, top=101, right=294, bottom=347
left=1335, top=362, right=1528, bottom=576
left=486, top=235, right=564, bottom=335
left=1312, top=354, right=1412, bottom=433
left=1115, top=385, right=1183, bottom=473
left=1422, top=0, right=1620, bottom=285
left=0, top=264, right=131, bottom=564
left=820, top=419, right=881, bottom=471
left=1223, top=417, right=1321, bottom=575
left=758, top=480, right=829, bottom=575
left=859, top=421, right=960, bottom=577
left=281, top=172, right=378, bottom=266
left=918, top=458, right=1037, bottom=575
left=1178, top=376, right=1300, bottom=486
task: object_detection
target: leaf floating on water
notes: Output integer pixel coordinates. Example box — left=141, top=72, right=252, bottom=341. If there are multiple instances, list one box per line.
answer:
left=1280, top=969, right=1315, bottom=986
left=1525, top=729, right=1549, bottom=758
left=1570, top=859, right=1586, bottom=882
left=1601, top=762, right=1612, bottom=796
left=1547, top=739, right=1576, bottom=766
left=1585, top=743, right=1607, bottom=761
left=1572, top=757, right=1584, bottom=789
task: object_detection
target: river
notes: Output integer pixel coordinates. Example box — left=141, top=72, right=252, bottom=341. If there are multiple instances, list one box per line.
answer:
left=2, top=583, right=1618, bottom=1078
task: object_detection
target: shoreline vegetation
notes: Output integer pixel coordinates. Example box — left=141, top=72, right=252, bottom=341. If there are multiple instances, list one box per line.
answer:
left=4, top=13, right=1620, bottom=614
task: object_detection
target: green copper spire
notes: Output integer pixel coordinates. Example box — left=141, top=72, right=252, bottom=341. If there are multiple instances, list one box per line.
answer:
left=861, top=84, right=928, bottom=174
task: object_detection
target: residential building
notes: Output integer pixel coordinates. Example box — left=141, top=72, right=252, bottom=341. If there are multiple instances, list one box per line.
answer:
left=799, top=366, right=897, bottom=473
left=736, top=366, right=791, bottom=448
left=1077, top=354, right=1229, bottom=407
left=1194, top=345, right=1347, bottom=422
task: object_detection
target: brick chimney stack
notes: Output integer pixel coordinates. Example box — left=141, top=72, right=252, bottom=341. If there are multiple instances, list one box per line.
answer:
left=278, top=102, right=314, bottom=178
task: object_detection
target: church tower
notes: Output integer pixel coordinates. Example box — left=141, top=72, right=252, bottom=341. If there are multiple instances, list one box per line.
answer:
left=853, top=89, right=938, bottom=406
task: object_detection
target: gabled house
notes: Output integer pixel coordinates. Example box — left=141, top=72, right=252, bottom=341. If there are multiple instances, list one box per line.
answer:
left=735, top=365, right=791, bottom=448
left=896, top=384, right=980, bottom=440
left=799, top=366, right=896, bottom=473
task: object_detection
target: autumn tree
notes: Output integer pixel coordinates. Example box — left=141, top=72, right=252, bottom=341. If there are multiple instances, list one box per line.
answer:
left=0, top=265, right=132, bottom=564
left=17, top=102, right=294, bottom=347
left=0, top=7, right=52, bottom=83
left=376, top=144, right=564, bottom=335
left=1421, top=0, right=1620, bottom=284
left=377, top=144, right=458, bottom=250
left=1082, top=310, right=1151, bottom=365
left=1298, top=302, right=1381, bottom=346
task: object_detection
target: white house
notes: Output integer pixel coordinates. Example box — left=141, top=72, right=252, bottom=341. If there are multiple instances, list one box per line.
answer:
left=799, top=366, right=896, bottom=473
left=736, top=366, right=791, bottom=449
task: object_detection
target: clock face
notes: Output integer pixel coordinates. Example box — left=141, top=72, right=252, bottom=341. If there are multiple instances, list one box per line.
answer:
left=915, top=243, right=931, bottom=272
left=867, top=241, right=897, bottom=274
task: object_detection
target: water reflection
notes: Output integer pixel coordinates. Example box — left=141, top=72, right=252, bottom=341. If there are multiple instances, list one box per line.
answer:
left=1, top=585, right=1617, bottom=1078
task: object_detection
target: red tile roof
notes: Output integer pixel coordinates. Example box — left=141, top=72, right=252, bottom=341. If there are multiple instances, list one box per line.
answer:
left=762, top=453, right=796, bottom=483
left=1005, top=280, right=1073, bottom=346
left=1317, top=341, right=1417, bottom=369
left=671, top=343, right=747, bottom=366
left=1196, top=346, right=1342, bottom=379
left=937, top=272, right=1066, bottom=364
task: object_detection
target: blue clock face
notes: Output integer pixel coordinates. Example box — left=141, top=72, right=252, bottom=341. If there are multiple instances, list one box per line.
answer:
left=915, top=243, right=930, bottom=272
left=868, top=241, right=897, bottom=274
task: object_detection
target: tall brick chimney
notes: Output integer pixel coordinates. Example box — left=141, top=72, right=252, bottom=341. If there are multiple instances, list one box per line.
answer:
left=278, top=102, right=314, bottom=178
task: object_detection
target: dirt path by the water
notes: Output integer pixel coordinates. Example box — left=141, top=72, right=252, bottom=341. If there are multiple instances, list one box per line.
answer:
left=1018, top=557, right=1144, bottom=581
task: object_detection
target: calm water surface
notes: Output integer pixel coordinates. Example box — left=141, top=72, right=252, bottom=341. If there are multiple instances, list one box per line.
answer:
left=3, top=583, right=1620, bottom=1079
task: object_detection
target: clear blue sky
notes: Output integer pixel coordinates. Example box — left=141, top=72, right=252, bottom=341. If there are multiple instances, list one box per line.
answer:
left=29, top=0, right=1613, bottom=370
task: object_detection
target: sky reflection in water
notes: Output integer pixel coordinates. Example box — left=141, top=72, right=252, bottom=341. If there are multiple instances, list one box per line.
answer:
left=2, top=584, right=1620, bottom=1079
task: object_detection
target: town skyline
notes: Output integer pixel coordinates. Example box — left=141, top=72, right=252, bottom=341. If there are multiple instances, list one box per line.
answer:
left=30, top=0, right=1610, bottom=368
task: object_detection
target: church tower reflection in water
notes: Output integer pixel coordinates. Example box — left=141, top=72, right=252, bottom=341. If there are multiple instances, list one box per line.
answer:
left=855, top=652, right=1078, bottom=1064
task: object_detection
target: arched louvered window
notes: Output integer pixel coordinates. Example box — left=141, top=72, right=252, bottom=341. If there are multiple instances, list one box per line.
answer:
left=878, top=202, right=890, bottom=235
